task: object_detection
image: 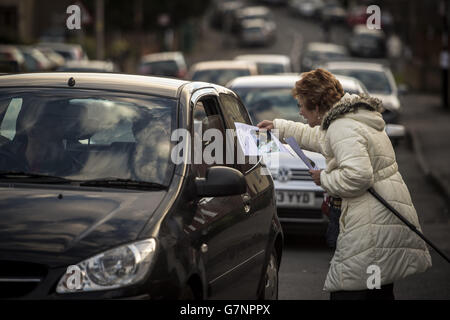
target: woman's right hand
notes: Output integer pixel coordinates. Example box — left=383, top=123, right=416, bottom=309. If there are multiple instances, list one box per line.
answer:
left=257, top=120, right=274, bottom=131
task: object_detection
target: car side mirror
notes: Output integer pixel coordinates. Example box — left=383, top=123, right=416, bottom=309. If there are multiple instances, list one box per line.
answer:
left=195, top=166, right=246, bottom=197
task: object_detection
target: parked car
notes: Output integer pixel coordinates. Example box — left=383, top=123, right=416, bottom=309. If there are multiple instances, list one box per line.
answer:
left=18, top=46, right=54, bottom=72
left=233, top=6, right=274, bottom=33
left=295, top=0, right=324, bottom=18
left=138, top=52, right=187, bottom=79
left=0, top=45, right=25, bottom=72
left=37, top=43, right=88, bottom=61
left=189, top=60, right=258, bottom=86
left=238, top=18, right=277, bottom=47
left=348, top=25, right=387, bottom=58
left=321, top=61, right=401, bottom=123
left=319, top=0, right=346, bottom=23
left=58, top=60, right=119, bottom=73
left=209, top=0, right=245, bottom=30
left=35, top=47, right=66, bottom=70
left=228, top=74, right=368, bottom=230
left=300, top=42, right=349, bottom=72
left=0, top=72, right=283, bottom=299
left=234, top=54, right=292, bottom=74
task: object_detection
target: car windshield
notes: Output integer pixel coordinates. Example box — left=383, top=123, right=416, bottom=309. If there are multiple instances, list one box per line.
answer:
left=330, top=69, right=392, bottom=94
left=306, top=50, right=347, bottom=63
left=0, top=88, right=177, bottom=186
left=192, top=69, right=251, bottom=86
left=139, top=60, right=179, bottom=77
left=233, top=87, right=307, bottom=124
left=257, top=63, right=285, bottom=75
left=243, top=27, right=263, bottom=34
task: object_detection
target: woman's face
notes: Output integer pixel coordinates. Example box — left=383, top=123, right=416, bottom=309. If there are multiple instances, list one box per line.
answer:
left=298, top=96, right=321, bottom=127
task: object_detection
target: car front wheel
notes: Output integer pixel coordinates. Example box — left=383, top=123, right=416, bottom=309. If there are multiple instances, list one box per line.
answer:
left=260, top=249, right=279, bottom=300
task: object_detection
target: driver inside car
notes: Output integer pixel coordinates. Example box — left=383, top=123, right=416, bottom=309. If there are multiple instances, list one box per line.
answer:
left=10, top=101, right=81, bottom=176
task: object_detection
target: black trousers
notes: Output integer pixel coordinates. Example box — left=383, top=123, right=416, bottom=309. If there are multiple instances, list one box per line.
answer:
left=330, top=284, right=395, bottom=300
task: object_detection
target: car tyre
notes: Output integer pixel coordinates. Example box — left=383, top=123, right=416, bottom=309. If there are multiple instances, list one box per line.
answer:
left=259, top=248, right=279, bottom=300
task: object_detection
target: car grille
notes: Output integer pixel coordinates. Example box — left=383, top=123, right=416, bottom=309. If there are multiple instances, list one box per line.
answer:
left=0, top=261, right=47, bottom=298
left=273, top=168, right=313, bottom=181
left=290, top=169, right=313, bottom=181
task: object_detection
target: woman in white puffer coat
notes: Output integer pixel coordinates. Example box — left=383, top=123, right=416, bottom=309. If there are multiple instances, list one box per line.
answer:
left=258, top=69, right=432, bottom=300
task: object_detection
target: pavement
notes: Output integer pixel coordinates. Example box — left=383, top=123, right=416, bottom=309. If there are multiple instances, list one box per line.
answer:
left=401, top=93, right=450, bottom=206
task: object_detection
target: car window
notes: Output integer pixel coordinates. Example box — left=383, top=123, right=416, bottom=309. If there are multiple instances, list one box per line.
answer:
left=139, top=60, right=179, bottom=77
left=0, top=98, right=22, bottom=140
left=191, top=96, right=229, bottom=178
left=219, top=93, right=251, bottom=127
left=257, top=63, right=285, bottom=75
left=219, top=93, right=257, bottom=173
left=0, top=88, right=177, bottom=186
left=330, top=69, right=392, bottom=94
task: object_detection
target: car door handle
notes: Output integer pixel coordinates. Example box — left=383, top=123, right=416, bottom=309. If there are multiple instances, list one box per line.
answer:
left=242, top=193, right=251, bottom=213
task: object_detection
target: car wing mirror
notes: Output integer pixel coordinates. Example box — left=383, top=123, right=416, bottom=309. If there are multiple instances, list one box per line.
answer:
left=195, top=166, right=246, bottom=197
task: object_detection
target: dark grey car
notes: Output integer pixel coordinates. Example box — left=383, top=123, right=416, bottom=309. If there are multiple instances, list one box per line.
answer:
left=0, top=73, right=283, bottom=299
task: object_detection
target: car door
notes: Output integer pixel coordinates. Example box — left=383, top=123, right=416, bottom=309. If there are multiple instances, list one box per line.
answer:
left=186, top=90, right=258, bottom=299
left=218, top=92, right=275, bottom=296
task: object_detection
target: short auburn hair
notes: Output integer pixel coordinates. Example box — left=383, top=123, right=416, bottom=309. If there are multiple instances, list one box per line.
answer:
left=292, top=68, right=344, bottom=113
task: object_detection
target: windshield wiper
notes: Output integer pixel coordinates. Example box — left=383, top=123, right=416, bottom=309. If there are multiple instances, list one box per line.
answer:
left=79, top=178, right=167, bottom=190
left=0, top=171, right=73, bottom=184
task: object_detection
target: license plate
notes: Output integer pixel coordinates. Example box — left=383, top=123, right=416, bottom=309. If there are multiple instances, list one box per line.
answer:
left=276, top=191, right=315, bottom=207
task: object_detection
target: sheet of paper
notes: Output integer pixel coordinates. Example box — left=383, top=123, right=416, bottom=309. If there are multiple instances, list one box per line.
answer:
left=284, top=136, right=319, bottom=170
left=234, top=122, right=289, bottom=156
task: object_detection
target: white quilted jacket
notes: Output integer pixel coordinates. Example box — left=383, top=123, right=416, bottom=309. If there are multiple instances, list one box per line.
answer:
left=273, top=93, right=432, bottom=292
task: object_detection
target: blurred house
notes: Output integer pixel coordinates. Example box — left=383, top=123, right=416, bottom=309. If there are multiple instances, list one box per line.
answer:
left=363, top=0, right=448, bottom=93
left=0, top=0, right=72, bottom=43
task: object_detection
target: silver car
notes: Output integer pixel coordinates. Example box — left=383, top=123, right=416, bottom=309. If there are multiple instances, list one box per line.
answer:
left=322, top=61, right=401, bottom=123
left=234, top=54, right=292, bottom=74
left=228, top=74, right=368, bottom=230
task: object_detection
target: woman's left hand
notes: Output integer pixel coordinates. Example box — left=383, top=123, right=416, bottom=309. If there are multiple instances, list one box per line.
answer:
left=309, top=169, right=322, bottom=186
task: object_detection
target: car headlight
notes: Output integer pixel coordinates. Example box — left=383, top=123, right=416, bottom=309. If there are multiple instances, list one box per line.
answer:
left=56, top=238, right=156, bottom=293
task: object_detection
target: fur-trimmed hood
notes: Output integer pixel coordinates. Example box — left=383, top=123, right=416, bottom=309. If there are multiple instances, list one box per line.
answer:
left=321, top=93, right=384, bottom=130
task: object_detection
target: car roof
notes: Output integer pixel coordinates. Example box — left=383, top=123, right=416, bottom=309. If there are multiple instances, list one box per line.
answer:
left=140, top=51, right=185, bottom=63
left=237, top=6, right=270, bottom=16
left=241, top=19, right=268, bottom=28
left=322, top=60, right=387, bottom=71
left=234, top=54, right=290, bottom=65
left=306, top=42, right=347, bottom=54
left=228, top=74, right=366, bottom=93
left=0, top=73, right=189, bottom=98
left=190, top=60, right=257, bottom=71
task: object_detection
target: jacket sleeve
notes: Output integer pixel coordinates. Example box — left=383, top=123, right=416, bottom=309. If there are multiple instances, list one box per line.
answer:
left=273, top=118, right=323, bottom=153
left=320, top=119, right=374, bottom=198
